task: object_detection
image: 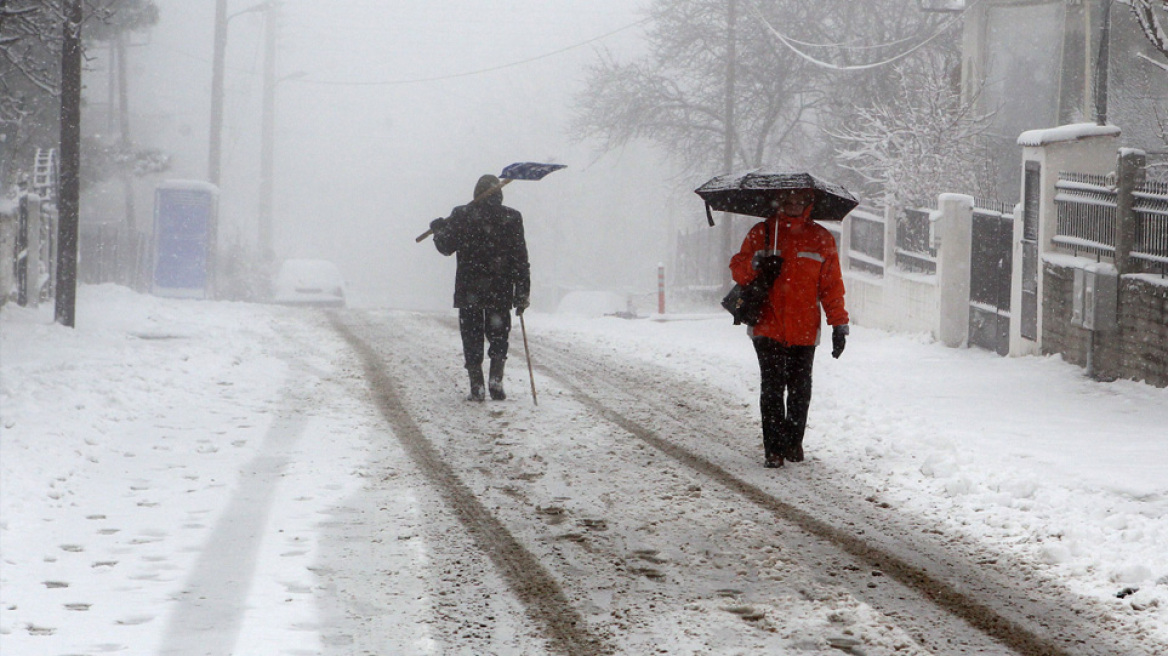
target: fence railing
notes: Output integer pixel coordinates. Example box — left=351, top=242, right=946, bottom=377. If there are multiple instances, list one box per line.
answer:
left=1053, top=172, right=1168, bottom=275
left=848, top=207, right=885, bottom=277
left=896, top=207, right=936, bottom=275
left=1053, top=172, right=1116, bottom=259
left=674, top=227, right=726, bottom=291
left=1133, top=180, right=1168, bottom=275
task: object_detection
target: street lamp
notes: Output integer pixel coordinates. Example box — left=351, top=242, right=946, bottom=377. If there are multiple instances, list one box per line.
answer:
left=208, top=0, right=273, bottom=187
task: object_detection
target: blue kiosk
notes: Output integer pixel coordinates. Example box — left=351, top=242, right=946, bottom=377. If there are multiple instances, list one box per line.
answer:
left=152, top=180, right=219, bottom=299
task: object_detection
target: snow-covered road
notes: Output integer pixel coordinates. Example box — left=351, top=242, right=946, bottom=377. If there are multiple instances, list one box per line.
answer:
left=2, top=285, right=1166, bottom=655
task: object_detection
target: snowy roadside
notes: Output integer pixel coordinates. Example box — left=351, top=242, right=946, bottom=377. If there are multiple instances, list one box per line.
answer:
left=535, top=310, right=1168, bottom=644
left=0, top=285, right=387, bottom=654
left=2, top=284, right=1166, bottom=653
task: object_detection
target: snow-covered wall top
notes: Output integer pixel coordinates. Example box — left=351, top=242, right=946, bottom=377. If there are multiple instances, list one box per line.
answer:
left=157, top=180, right=220, bottom=194
left=1016, top=123, right=1122, bottom=147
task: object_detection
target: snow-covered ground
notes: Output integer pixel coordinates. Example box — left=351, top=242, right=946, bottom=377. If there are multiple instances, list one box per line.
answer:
left=2, top=284, right=1166, bottom=654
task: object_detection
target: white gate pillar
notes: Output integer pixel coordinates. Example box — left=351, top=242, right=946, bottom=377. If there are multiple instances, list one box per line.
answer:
left=935, top=194, right=974, bottom=348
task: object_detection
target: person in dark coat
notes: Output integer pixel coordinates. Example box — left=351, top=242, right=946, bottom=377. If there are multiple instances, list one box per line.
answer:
left=429, top=174, right=531, bottom=401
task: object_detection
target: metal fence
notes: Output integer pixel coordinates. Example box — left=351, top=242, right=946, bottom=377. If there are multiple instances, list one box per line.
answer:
left=79, top=222, right=122, bottom=284
left=674, top=227, right=725, bottom=291
left=895, top=207, right=936, bottom=274
left=1133, top=180, right=1168, bottom=275
left=1053, top=172, right=1168, bottom=276
left=848, top=207, right=885, bottom=277
left=1053, top=172, right=1116, bottom=259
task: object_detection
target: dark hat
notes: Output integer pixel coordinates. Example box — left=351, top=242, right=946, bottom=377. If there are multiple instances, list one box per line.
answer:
left=474, top=174, right=503, bottom=203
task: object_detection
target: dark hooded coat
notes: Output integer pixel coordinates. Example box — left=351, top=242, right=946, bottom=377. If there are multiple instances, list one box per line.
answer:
left=432, top=183, right=530, bottom=309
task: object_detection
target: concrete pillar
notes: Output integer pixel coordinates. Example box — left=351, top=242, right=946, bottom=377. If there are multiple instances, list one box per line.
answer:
left=1115, top=148, right=1147, bottom=276
left=936, top=194, right=974, bottom=348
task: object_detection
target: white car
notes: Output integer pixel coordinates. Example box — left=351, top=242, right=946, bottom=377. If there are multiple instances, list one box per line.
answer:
left=271, top=259, right=347, bottom=308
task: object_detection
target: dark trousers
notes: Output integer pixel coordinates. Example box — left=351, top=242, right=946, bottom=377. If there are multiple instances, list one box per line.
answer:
left=752, top=338, right=816, bottom=457
left=459, top=307, right=511, bottom=370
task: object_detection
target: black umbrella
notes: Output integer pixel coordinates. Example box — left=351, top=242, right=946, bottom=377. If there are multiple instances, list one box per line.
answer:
left=694, top=170, right=859, bottom=226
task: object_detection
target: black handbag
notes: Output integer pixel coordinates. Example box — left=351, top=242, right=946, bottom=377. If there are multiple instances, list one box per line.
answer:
left=721, top=222, right=775, bottom=326
left=721, top=278, right=770, bottom=326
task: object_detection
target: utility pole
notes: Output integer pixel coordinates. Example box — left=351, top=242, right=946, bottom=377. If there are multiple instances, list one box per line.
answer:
left=209, top=0, right=228, bottom=186
left=116, top=30, right=137, bottom=272
left=56, top=0, right=83, bottom=327
left=720, top=0, right=738, bottom=284
left=1094, top=0, right=1113, bottom=125
left=258, top=1, right=277, bottom=261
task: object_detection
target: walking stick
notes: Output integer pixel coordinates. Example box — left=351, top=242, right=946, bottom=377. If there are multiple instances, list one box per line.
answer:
left=519, top=313, right=538, bottom=406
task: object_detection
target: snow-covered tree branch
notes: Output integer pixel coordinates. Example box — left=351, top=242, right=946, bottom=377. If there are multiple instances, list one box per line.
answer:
left=1126, top=0, right=1168, bottom=61
left=829, top=54, right=995, bottom=208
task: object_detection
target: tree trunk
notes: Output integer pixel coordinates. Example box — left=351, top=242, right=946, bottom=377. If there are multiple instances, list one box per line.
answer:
left=55, top=0, right=82, bottom=327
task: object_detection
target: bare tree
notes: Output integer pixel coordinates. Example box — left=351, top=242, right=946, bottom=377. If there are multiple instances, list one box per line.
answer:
left=0, top=0, right=160, bottom=189
left=574, top=0, right=951, bottom=179
left=1, top=1, right=62, bottom=131
left=1127, top=0, right=1168, bottom=62
left=574, top=0, right=830, bottom=177
left=830, top=52, right=995, bottom=208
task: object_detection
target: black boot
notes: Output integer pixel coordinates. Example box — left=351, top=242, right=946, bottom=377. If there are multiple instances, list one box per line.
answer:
left=488, top=358, right=506, bottom=400
left=467, top=366, right=485, bottom=402
left=782, top=418, right=804, bottom=462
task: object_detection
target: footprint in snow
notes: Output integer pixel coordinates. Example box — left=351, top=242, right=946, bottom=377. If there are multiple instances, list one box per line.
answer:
left=723, top=605, right=766, bottom=621
left=27, top=624, right=55, bottom=636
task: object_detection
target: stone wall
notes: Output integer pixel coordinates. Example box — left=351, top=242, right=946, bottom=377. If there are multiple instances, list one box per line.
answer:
left=1042, top=260, right=1168, bottom=387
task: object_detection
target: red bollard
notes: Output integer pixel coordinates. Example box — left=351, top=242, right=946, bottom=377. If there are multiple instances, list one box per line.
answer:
left=657, top=263, right=665, bottom=315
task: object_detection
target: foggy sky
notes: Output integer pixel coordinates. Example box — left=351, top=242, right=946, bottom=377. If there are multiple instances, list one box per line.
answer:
left=118, top=0, right=692, bottom=310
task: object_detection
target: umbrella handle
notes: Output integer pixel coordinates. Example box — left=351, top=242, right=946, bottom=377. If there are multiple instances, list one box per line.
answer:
left=705, top=203, right=715, bottom=227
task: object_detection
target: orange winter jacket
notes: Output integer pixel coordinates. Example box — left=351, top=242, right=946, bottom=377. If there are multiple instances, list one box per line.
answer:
left=729, top=208, right=849, bottom=346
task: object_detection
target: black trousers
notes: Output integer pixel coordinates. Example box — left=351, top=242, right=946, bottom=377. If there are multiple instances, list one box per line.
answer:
left=752, top=338, right=816, bottom=457
left=459, top=307, right=511, bottom=370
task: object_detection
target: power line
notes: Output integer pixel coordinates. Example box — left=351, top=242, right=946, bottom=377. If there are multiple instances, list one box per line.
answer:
left=290, top=17, right=651, bottom=87
left=746, top=0, right=976, bottom=72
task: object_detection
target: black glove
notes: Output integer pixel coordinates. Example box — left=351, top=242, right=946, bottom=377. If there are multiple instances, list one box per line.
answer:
left=831, top=324, right=848, bottom=359
left=754, top=255, right=784, bottom=282
left=429, top=217, right=447, bottom=233
left=514, top=296, right=529, bottom=316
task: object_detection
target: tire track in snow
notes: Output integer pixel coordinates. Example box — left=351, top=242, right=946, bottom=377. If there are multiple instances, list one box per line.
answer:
left=157, top=412, right=310, bottom=655
left=330, top=315, right=613, bottom=656
left=530, top=335, right=1151, bottom=656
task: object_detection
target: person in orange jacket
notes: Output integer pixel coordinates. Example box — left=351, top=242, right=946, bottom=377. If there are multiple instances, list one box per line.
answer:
left=729, top=188, right=849, bottom=468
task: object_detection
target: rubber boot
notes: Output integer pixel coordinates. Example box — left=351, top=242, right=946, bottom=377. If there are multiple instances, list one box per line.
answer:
left=488, top=358, right=506, bottom=401
left=467, top=366, right=485, bottom=402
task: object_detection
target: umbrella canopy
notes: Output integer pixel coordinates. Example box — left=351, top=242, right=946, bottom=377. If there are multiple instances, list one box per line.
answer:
left=694, top=170, right=859, bottom=226
left=500, top=162, right=567, bottom=181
